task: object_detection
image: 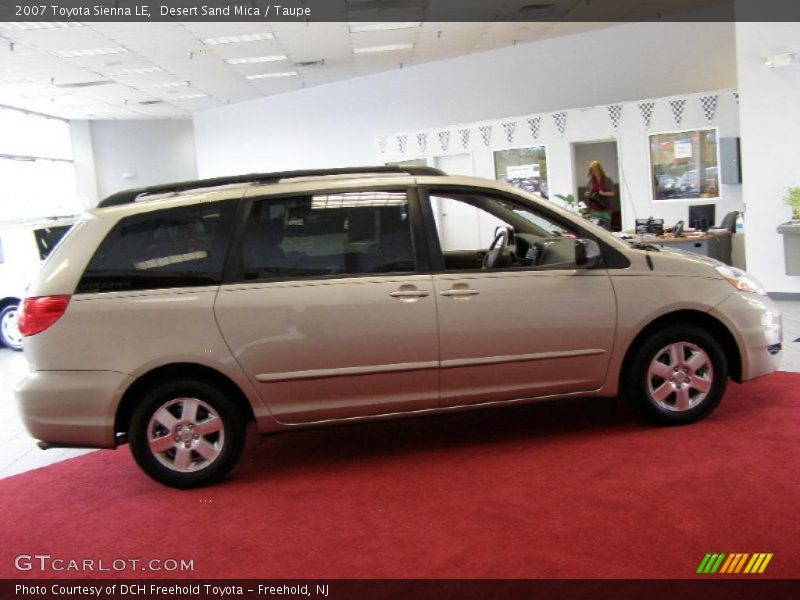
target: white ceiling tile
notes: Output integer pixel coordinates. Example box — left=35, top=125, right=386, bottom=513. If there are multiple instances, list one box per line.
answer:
left=0, top=21, right=615, bottom=119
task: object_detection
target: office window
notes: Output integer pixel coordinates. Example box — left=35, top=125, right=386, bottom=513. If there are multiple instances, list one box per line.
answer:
left=240, top=191, right=415, bottom=280
left=494, top=146, right=549, bottom=199
left=650, top=129, right=720, bottom=200
left=0, top=106, right=79, bottom=221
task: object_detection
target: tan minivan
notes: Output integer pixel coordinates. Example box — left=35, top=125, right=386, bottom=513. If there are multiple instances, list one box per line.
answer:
left=15, top=167, right=782, bottom=487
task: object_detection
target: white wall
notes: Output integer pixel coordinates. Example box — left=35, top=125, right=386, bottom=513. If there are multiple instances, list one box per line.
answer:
left=735, top=14, right=800, bottom=293
left=69, top=120, right=98, bottom=210
left=194, top=21, right=736, bottom=177
left=79, top=120, right=198, bottom=201
left=381, top=88, right=743, bottom=230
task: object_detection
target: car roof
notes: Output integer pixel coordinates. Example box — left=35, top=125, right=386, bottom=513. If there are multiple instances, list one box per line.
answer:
left=96, top=166, right=445, bottom=208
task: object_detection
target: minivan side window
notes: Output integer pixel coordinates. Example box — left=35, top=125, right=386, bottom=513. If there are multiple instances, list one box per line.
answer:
left=77, top=202, right=236, bottom=293
left=428, top=191, right=579, bottom=271
left=238, top=191, right=415, bottom=281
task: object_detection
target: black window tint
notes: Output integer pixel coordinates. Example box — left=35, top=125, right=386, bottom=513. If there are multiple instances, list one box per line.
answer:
left=77, top=202, right=235, bottom=293
left=240, top=191, right=415, bottom=280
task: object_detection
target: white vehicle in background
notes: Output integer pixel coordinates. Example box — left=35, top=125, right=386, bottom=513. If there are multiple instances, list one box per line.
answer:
left=0, top=217, right=76, bottom=350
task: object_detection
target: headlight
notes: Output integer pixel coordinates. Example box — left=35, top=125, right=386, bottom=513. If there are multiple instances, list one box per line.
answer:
left=716, top=266, right=767, bottom=295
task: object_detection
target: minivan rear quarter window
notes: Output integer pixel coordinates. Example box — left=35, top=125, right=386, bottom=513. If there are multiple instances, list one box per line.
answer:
left=77, top=202, right=236, bottom=293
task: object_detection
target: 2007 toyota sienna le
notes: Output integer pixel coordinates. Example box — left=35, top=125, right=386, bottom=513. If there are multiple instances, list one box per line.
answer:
left=15, top=166, right=782, bottom=487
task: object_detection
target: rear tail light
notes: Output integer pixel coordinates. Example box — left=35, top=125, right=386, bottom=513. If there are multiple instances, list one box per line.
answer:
left=18, top=295, right=71, bottom=337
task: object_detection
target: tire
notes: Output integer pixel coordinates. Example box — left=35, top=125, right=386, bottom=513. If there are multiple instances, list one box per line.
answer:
left=0, top=304, right=23, bottom=351
left=128, top=379, right=246, bottom=488
left=624, top=324, right=728, bottom=425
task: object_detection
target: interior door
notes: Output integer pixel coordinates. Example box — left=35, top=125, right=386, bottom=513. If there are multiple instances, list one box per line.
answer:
left=214, top=187, right=439, bottom=424
left=424, top=188, right=617, bottom=407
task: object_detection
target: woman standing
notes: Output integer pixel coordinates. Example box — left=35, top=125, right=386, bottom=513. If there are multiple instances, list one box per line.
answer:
left=584, top=160, right=615, bottom=230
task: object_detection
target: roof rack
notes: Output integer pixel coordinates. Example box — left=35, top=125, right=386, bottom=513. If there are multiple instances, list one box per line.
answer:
left=96, top=165, right=446, bottom=208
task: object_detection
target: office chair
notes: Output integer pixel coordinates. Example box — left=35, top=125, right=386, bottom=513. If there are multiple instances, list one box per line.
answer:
left=719, top=211, right=739, bottom=233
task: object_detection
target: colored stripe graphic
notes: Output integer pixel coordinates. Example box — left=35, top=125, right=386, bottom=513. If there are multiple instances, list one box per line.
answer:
left=697, top=553, right=726, bottom=573
left=700, top=553, right=773, bottom=574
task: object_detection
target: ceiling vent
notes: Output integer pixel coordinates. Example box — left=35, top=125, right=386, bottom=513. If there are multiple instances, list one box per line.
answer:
left=56, top=80, right=117, bottom=88
left=294, top=59, right=325, bottom=68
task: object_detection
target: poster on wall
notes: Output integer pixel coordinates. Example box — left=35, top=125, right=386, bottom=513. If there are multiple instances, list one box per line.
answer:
left=650, top=129, right=719, bottom=200
left=673, top=140, right=693, bottom=159
left=494, top=147, right=548, bottom=198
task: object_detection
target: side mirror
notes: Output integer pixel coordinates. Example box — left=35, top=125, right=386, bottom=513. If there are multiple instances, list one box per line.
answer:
left=575, top=239, right=602, bottom=268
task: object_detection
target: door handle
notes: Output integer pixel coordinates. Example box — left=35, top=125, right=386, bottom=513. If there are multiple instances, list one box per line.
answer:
left=390, top=290, right=430, bottom=298
left=440, top=288, right=480, bottom=297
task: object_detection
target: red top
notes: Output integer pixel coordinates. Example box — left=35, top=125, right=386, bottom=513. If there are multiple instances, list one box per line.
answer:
left=590, top=176, right=609, bottom=193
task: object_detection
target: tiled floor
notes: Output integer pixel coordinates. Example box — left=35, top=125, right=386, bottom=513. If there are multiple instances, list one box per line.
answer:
left=0, top=299, right=798, bottom=480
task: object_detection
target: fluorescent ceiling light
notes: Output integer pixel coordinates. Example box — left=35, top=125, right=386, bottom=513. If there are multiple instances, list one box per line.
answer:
left=0, top=22, right=83, bottom=31
left=140, top=81, right=190, bottom=89
left=202, top=32, right=274, bottom=45
left=349, top=22, right=421, bottom=33
left=763, top=52, right=799, bottom=68
left=170, top=93, right=208, bottom=100
left=353, top=43, right=414, bottom=54
left=225, top=54, right=287, bottom=64
left=106, top=66, right=163, bottom=76
left=245, top=71, right=298, bottom=80
left=57, top=47, right=128, bottom=58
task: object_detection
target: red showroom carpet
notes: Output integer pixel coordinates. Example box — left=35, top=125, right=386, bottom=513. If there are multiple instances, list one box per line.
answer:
left=0, top=372, right=798, bottom=579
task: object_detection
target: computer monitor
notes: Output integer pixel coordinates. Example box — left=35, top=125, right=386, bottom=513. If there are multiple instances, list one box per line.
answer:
left=688, top=204, right=716, bottom=232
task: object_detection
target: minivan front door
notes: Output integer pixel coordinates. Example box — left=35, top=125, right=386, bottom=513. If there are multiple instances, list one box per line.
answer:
left=214, top=188, right=439, bottom=424
left=424, top=189, right=617, bottom=407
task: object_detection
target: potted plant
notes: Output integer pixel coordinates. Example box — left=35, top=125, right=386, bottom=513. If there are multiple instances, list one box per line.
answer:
left=784, top=187, right=800, bottom=221
left=777, top=186, right=800, bottom=275
left=554, top=193, right=588, bottom=217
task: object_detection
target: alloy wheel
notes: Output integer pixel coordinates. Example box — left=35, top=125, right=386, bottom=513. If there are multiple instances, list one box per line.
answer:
left=646, top=341, right=714, bottom=412
left=147, top=397, right=225, bottom=473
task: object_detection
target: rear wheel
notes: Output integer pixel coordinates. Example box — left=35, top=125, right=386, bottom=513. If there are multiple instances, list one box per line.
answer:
left=0, top=304, right=23, bottom=351
left=624, top=324, right=728, bottom=425
left=129, top=379, right=246, bottom=488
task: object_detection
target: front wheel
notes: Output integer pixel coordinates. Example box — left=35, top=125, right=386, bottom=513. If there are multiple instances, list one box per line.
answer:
left=0, top=304, right=23, bottom=351
left=624, top=325, right=728, bottom=425
left=129, top=379, right=246, bottom=488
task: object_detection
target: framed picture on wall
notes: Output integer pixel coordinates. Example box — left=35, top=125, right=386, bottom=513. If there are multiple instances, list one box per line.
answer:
left=649, top=128, right=720, bottom=200
left=493, top=146, right=549, bottom=199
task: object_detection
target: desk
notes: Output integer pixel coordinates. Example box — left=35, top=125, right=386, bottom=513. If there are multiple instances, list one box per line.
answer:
left=630, top=232, right=732, bottom=264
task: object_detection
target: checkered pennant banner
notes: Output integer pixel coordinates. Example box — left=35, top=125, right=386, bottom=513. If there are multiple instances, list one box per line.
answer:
left=416, top=132, right=428, bottom=154
left=458, top=128, right=471, bottom=150
left=377, top=136, right=387, bottom=154
left=607, top=104, right=623, bottom=129
left=733, top=91, right=739, bottom=104
left=552, top=111, right=567, bottom=136
left=699, top=95, right=718, bottom=123
left=501, top=121, right=516, bottom=144
left=396, top=135, right=407, bottom=154
left=527, top=116, right=541, bottom=139
left=638, top=102, right=655, bottom=128
left=438, top=130, right=450, bottom=152
left=478, top=125, right=493, bottom=147
left=669, top=99, right=687, bottom=127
